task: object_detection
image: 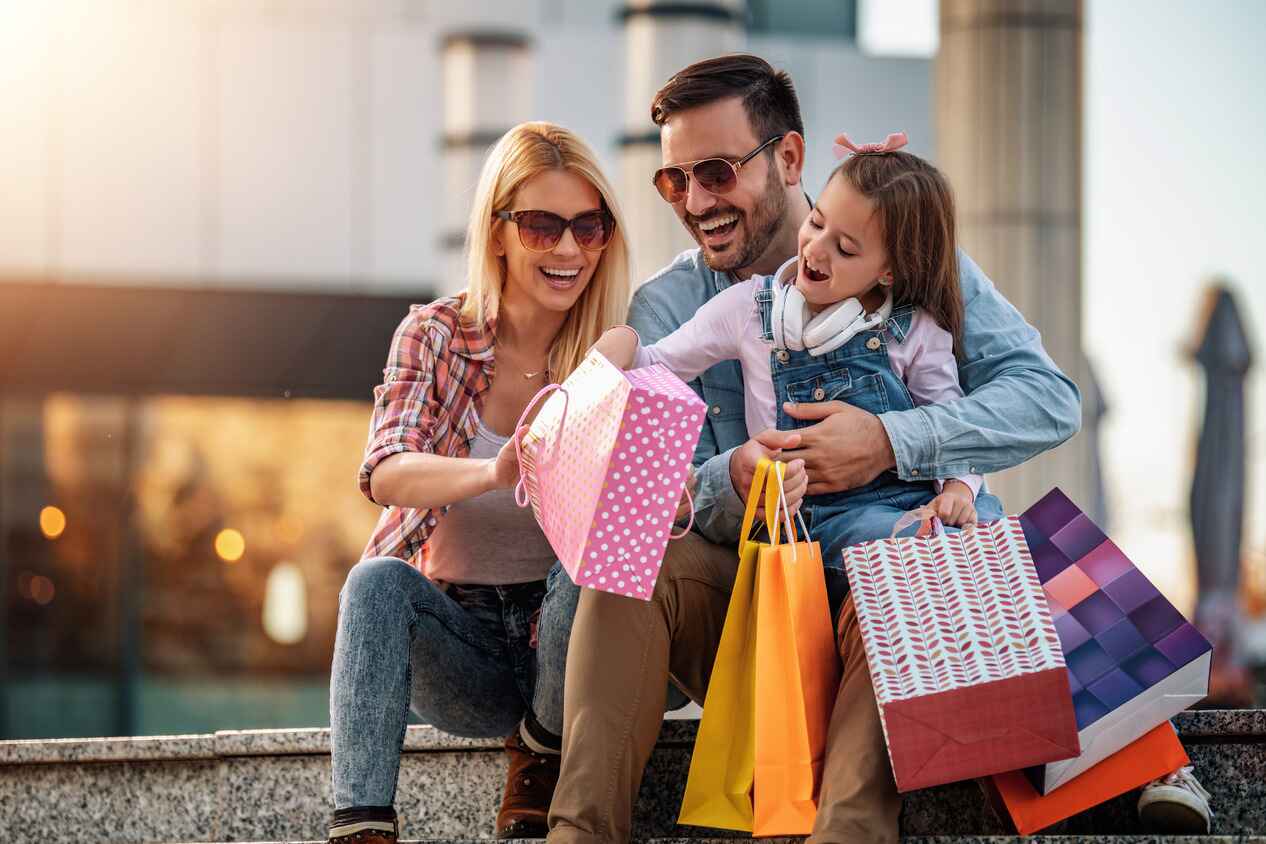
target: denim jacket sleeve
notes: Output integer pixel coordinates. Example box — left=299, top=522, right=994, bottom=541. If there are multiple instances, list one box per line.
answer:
left=879, top=250, right=1083, bottom=481
left=629, top=287, right=746, bottom=546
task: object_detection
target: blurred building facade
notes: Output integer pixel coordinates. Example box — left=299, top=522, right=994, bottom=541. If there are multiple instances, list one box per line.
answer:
left=0, top=0, right=943, bottom=739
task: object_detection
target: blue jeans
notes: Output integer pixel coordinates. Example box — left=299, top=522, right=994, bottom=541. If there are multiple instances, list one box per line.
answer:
left=329, top=557, right=567, bottom=809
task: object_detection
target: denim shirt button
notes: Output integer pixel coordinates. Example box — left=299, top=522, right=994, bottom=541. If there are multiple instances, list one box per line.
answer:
left=776, top=349, right=790, bottom=363
left=812, top=387, right=826, bottom=401
left=911, top=468, right=920, bottom=476
left=866, top=336, right=882, bottom=351
left=710, top=405, right=722, bottom=416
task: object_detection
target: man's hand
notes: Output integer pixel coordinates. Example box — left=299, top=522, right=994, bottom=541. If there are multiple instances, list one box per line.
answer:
left=729, top=429, right=805, bottom=519
left=929, top=479, right=977, bottom=527
left=781, top=401, right=897, bottom=495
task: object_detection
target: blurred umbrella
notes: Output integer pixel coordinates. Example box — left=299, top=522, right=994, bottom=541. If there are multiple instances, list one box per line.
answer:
left=1190, top=284, right=1254, bottom=701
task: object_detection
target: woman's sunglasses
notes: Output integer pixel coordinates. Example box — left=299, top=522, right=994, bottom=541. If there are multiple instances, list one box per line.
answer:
left=495, top=208, right=616, bottom=253
left=651, top=134, right=785, bottom=204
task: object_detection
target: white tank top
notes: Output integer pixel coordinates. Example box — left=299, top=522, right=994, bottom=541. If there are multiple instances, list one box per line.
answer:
left=424, top=416, right=557, bottom=585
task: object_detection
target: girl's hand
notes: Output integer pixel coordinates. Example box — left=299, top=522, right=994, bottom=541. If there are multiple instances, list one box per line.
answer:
left=488, top=426, right=530, bottom=491
left=929, top=480, right=977, bottom=527
left=591, top=325, right=639, bottom=370
left=778, top=458, right=808, bottom=517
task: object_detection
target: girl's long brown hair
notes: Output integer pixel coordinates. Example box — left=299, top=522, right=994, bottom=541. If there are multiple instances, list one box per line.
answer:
left=833, top=151, right=963, bottom=357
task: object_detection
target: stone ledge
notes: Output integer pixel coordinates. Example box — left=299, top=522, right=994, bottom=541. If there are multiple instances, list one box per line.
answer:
left=3, top=709, right=1259, bottom=765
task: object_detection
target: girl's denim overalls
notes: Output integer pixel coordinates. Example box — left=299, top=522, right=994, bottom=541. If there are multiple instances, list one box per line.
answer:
left=755, top=277, right=1005, bottom=570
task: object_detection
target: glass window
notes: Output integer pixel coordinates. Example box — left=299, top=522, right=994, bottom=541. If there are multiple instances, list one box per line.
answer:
left=1, top=394, right=380, bottom=738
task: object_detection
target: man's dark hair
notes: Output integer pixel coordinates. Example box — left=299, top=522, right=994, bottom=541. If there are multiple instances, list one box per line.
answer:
left=650, top=54, right=805, bottom=143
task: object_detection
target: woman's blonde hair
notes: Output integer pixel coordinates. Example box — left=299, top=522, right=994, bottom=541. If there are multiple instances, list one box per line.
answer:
left=462, top=121, right=632, bottom=380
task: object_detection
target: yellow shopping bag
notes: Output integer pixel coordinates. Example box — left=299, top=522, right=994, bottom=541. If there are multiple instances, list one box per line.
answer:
left=677, top=457, right=773, bottom=831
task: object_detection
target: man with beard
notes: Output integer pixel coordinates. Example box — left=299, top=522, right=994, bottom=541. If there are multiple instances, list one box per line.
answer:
left=540, top=55, right=1080, bottom=843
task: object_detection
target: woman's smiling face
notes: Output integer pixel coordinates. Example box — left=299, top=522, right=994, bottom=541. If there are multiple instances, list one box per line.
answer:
left=496, top=168, right=605, bottom=315
left=794, top=173, right=891, bottom=310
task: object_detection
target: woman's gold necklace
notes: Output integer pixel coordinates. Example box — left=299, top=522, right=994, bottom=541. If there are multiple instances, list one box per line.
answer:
left=499, top=346, right=550, bottom=381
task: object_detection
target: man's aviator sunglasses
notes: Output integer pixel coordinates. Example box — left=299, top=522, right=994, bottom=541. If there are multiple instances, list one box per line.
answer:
left=651, top=134, right=785, bottom=204
left=494, top=208, right=616, bottom=252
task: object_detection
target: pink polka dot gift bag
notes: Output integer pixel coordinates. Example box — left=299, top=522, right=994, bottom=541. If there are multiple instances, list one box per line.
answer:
left=513, top=348, right=707, bottom=600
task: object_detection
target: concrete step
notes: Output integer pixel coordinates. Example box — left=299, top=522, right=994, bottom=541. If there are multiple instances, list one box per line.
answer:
left=2, top=711, right=1262, bottom=843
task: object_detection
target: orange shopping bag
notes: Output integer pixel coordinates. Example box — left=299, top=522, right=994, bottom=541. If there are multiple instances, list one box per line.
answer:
left=984, top=722, right=1189, bottom=835
left=752, top=462, right=841, bottom=836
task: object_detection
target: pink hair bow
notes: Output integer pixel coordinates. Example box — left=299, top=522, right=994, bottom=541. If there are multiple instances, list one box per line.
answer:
left=832, top=131, right=908, bottom=159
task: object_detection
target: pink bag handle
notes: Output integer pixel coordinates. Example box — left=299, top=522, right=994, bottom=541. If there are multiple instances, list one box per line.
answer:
left=651, top=426, right=695, bottom=541
left=890, top=505, right=944, bottom=539
left=513, top=383, right=569, bottom=508
left=669, top=484, right=695, bottom=539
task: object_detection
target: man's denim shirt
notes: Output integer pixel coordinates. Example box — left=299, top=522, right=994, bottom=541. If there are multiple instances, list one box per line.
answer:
left=628, top=248, right=1083, bottom=546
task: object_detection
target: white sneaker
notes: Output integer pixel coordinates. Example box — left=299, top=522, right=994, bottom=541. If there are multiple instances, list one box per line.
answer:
left=1137, top=765, right=1213, bottom=834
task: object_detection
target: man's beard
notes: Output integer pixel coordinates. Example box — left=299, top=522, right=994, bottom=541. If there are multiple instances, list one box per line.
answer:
left=690, top=165, right=787, bottom=275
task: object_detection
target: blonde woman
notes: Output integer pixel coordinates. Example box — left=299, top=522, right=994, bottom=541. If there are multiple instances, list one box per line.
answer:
left=328, top=123, right=631, bottom=844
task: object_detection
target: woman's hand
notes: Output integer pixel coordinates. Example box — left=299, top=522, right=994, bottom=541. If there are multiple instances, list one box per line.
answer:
left=929, top=480, right=977, bottom=527
left=487, top=426, right=530, bottom=491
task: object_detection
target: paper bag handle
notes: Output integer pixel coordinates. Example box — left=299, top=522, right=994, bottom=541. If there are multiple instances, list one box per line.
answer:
left=513, top=383, right=569, bottom=508
left=738, top=457, right=773, bottom=547
left=766, top=461, right=810, bottom=559
left=669, top=483, right=695, bottom=539
left=890, top=505, right=944, bottom=538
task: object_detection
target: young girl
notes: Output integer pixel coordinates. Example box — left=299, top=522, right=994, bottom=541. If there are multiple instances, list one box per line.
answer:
left=595, top=132, right=1004, bottom=560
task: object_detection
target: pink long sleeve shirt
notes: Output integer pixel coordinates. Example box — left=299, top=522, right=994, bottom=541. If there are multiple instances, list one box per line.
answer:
left=633, top=278, right=983, bottom=497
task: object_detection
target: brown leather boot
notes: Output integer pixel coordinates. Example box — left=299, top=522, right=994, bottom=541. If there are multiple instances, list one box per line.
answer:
left=495, top=730, right=560, bottom=839
left=327, top=833, right=395, bottom=844
left=327, top=811, right=397, bottom=843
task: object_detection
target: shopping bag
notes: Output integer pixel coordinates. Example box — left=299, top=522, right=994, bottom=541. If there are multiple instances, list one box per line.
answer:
left=1020, top=488, right=1211, bottom=793
left=752, top=462, right=841, bottom=836
left=514, top=349, right=706, bottom=599
left=677, top=458, right=771, bottom=831
left=841, top=508, right=1080, bottom=792
left=985, top=722, right=1189, bottom=834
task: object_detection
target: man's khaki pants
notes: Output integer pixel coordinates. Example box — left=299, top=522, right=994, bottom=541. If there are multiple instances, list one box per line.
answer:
left=547, top=532, right=901, bottom=843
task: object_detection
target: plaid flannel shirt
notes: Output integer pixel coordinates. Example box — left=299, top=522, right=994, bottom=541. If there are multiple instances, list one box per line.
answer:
left=359, top=294, right=496, bottom=571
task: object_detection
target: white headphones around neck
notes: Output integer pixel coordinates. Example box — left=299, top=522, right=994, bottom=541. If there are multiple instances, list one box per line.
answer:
left=769, top=258, right=893, bottom=357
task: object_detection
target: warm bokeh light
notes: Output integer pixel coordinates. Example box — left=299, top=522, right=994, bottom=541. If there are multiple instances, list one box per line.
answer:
left=215, top=528, right=246, bottom=563
left=262, top=562, right=308, bottom=645
left=273, top=515, right=305, bottom=545
left=29, top=575, right=55, bottom=606
left=39, top=505, right=66, bottom=539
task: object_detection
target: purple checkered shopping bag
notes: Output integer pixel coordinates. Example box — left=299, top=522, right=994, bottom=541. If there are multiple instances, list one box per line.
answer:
left=1020, top=489, right=1212, bottom=793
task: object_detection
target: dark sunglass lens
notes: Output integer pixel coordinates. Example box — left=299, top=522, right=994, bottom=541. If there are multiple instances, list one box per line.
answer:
left=572, top=212, right=613, bottom=249
left=517, top=211, right=565, bottom=250
left=653, top=168, right=689, bottom=202
left=693, top=159, right=738, bottom=194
